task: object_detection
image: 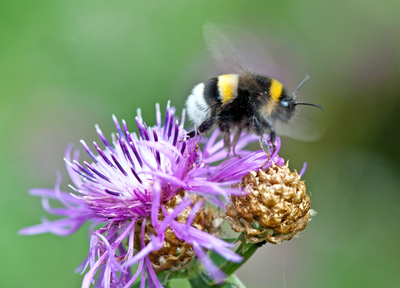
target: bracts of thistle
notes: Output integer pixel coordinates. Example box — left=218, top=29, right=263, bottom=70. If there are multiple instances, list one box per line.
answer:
left=20, top=102, right=288, bottom=288
left=226, top=162, right=315, bottom=244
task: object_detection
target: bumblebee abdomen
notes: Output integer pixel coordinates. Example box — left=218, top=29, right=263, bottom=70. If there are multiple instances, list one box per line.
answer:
left=186, top=73, right=241, bottom=126
left=203, top=74, right=239, bottom=105
left=186, top=83, right=211, bottom=126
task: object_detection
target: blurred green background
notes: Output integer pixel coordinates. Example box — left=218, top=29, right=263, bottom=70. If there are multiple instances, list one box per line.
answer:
left=2, top=0, right=400, bottom=287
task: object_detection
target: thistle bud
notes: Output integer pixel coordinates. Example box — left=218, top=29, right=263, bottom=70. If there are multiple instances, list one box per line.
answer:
left=226, top=162, right=315, bottom=244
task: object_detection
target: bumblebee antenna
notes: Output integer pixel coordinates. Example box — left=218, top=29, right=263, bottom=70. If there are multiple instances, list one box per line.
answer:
left=292, top=74, right=310, bottom=99
left=292, top=75, right=324, bottom=111
left=294, top=102, right=324, bottom=111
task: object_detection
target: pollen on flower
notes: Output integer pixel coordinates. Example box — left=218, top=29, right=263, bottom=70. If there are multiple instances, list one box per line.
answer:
left=226, top=162, right=314, bottom=244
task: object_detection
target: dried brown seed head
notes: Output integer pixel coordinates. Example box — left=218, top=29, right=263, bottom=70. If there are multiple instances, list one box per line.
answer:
left=226, top=162, right=314, bottom=244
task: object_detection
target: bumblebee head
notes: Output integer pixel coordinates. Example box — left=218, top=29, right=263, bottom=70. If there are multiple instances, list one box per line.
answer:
left=274, top=76, right=324, bottom=122
left=275, top=91, right=297, bottom=121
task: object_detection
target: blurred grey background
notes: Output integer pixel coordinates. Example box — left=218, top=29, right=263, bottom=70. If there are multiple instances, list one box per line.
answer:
left=1, top=1, right=400, bottom=287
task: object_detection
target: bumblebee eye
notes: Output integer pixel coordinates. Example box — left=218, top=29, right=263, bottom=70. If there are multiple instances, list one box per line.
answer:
left=280, top=100, right=289, bottom=107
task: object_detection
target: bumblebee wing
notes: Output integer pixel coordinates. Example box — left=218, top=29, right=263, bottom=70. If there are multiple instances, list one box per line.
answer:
left=274, top=115, right=325, bottom=142
left=203, top=22, right=249, bottom=74
left=203, top=23, right=284, bottom=79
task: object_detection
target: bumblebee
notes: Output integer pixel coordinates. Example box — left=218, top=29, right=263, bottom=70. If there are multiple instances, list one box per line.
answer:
left=185, top=72, right=323, bottom=156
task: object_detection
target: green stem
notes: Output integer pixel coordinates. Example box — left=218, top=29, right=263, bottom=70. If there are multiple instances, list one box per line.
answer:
left=188, top=240, right=262, bottom=287
left=219, top=242, right=259, bottom=276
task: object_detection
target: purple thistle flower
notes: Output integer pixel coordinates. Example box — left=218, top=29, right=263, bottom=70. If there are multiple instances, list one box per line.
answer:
left=20, top=102, right=284, bottom=287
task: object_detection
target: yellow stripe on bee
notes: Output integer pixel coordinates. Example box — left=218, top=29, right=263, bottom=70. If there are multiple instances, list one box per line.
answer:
left=218, top=74, right=239, bottom=103
left=269, top=79, right=283, bottom=102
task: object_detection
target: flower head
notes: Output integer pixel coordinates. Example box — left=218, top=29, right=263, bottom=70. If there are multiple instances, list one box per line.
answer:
left=226, top=162, right=315, bottom=244
left=20, top=102, right=283, bottom=287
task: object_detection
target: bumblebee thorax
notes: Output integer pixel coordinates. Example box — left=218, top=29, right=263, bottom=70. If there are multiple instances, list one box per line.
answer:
left=269, top=79, right=283, bottom=101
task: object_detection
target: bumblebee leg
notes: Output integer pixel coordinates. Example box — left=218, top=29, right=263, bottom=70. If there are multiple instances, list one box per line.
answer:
left=231, top=129, right=242, bottom=158
left=186, top=117, right=216, bottom=139
left=217, top=121, right=231, bottom=154
left=259, top=137, right=270, bottom=155
left=270, top=130, right=276, bottom=154
left=186, top=130, right=197, bottom=138
left=198, top=117, right=216, bottom=133
left=253, top=117, right=271, bottom=158
left=223, top=130, right=231, bottom=153
left=259, top=118, right=276, bottom=154
left=270, top=128, right=276, bottom=153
